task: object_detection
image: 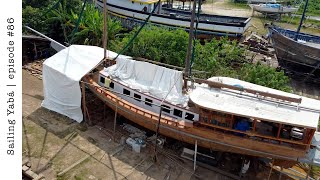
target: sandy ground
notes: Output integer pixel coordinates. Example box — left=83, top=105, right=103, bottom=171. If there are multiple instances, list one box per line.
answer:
left=22, top=69, right=233, bottom=180
left=201, top=0, right=252, bottom=17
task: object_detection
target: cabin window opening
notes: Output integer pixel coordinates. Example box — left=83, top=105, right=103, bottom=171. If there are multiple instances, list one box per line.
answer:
left=123, top=89, right=131, bottom=96
left=173, top=109, right=183, bottom=118
left=185, top=112, right=195, bottom=121
left=110, top=82, right=114, bottom=89
left=100, top=76, right=105, bottom=84
left=145, top=98, right=153, bottom=106
left=161, top=105, right=171, bottom=113
left=134, top=93, right=141, bottom=102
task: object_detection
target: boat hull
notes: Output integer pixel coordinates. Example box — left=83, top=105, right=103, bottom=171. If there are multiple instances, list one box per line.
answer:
left=250, top=4, right=298, bottom=14
left=96, top=0, right=250, bottom=39
left=84, top=74, right=307, bottom=161
left=269, top=27, right=320, bottom=82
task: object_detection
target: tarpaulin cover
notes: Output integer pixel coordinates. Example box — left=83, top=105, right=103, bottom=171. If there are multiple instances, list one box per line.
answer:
left=41, top=45, right=127, bottom=122
left=103, top=58, right=187, bottom=105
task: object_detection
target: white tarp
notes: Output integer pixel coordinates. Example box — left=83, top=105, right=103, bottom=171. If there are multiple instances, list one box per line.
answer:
left=103, top=58, right=187, bottom=105
left=42, top=45, right=126, bottom=122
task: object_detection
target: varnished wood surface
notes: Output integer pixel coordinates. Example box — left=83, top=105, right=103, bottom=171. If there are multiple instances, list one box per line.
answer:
left=83, top=75, right=307, bottom=160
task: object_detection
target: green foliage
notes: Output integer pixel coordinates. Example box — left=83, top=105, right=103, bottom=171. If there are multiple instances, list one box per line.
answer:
left=288, top=0, right=320, bottom=16
left=72, top=4, right=123, bottom=46
left=298, top=0, right=320, bottom=16
left=22, top=6, right=47, bottom=32
left=45, top=2, right=122, bottom=45
left=239, top=62, right=292, bottom=92
left=280, top=16, right=320, bottom=27
left=193, top=37, right=246, bottom=78
left=111, top=26, right=189, bottom=66
left=23, top=0, right=52, bottom=8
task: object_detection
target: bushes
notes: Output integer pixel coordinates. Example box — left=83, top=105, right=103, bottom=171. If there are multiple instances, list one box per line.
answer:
left=112, top=25, right=291, bottom=91
left=239, top=62, right=292, bottom=92
left=111, top=26, right=189, bottom=66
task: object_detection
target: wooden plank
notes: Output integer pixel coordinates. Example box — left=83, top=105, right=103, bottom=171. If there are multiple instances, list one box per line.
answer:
left=194, top=78, right=302, bottom=103
left=57, top=154, right=91, bottom=177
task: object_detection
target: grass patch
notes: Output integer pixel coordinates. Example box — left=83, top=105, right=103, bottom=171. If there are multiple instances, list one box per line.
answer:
left=280, top=15, right=320, bottom=27
left=311, top=165, right=320, bottom=179
left=225, top=0, right=251, bottom=9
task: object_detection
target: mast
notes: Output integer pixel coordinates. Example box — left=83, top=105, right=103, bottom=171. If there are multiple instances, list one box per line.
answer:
left=103, top=0, right=107, bottom=60
left=184, top=0, right=197, bottom=88
left=295, top=0, right=309, bottom=41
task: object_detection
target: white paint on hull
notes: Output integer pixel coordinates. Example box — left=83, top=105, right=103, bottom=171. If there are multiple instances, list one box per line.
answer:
left=96, top=0, right=248, bottom=35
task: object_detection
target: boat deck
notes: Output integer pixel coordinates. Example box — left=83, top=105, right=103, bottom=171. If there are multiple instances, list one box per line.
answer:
left=162, top=8, right=248, bottom=25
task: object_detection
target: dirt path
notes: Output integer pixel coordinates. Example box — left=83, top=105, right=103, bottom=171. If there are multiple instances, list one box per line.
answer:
left=201, top=0, right=252, bottom=17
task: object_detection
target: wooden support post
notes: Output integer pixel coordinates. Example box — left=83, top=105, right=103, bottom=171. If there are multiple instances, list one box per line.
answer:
left=268, top=159, right=274, bottom=180
left=81, top=82, right=91, bottom=125
left=277, top=124, right=282, bottom=138
left=307, top=129, right=316, bottom=145
left=113, top=99, right=118, bottom=142
left=230, top=115, right=234, bottom=128
left=306, top=164, right=311, bottom=180
left=153, top=107, right=163, bottom=162
left=194, top=140, right=198, bottom=172
left=253, top=119, right=257, bottom=132
left=279, top=166, right=283, bottom=180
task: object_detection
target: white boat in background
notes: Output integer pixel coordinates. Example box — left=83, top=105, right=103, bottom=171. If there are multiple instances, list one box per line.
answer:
left=95, top=0, right=251, bottom=40
left=246, top=0, right=277, bottom=4
left=250, top=4, right=298, bottom=14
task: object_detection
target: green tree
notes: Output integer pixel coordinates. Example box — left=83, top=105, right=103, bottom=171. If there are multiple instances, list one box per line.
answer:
left=23, top=6, right=47, bottom=32
left=111, top=26, right=189, bottom=66
left=72, top=4, right=123, bottom=46
left=239, top=62, right=292, bottom=92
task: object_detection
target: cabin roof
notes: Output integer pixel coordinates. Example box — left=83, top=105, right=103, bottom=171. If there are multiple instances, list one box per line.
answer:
left=190, top=77, right=320, bottom=129
left=130, top=0, right=165, bottom=4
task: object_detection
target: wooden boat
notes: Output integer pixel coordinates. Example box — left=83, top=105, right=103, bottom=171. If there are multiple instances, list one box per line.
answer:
left=94, top=0, right=251, bottom=40
left=250, top=4, right=298, bottom=14
left=247, top=0, right=277, bottom=3
left=83, top=56, right=320, bottom=162
left=236, top=0, right=277, bottom=4
left=268, top=0, right=320, bottom=83
left=84, top=0, right=320, bottom=163
left=268, top=26, right=320, bottom=82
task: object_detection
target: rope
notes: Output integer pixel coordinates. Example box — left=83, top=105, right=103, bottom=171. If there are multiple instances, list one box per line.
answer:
left=42, top=0, right=64, bottom=17
left=112, top=0, right=161, bottom=61
left=69, top=0, right=88, bottom=44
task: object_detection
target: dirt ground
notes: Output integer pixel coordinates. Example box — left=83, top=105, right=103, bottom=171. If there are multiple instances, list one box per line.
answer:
left=201, top=0, right=252, bottom=17
left=22, top=69, right=237, bottom=180
left=22, top=1, right=320, bottom=179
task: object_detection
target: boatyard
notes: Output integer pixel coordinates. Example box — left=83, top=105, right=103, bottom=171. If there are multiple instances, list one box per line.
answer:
left=22, top=0, right=320, bottom=179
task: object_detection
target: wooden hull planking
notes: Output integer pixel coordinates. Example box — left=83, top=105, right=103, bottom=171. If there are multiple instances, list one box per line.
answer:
left=84, top=75, right=307, bottom=161
left=269, top=27, right=320, bottom=82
